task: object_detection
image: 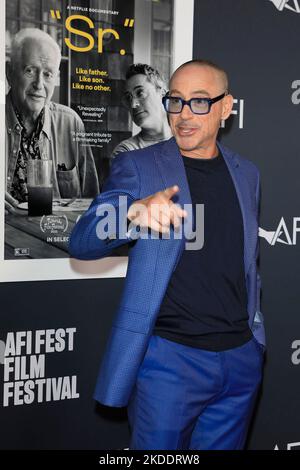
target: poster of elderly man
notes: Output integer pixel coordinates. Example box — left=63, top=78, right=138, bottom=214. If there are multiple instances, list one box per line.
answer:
left=0, top=0, right=193, bottom=281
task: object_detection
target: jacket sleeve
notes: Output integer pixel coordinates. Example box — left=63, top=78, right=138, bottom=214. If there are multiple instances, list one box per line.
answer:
left=69, top=151, right=140, bottom=260
left=255, top=169, right=262, bottom=315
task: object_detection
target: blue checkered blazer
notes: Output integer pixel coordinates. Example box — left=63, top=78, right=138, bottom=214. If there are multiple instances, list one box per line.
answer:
left=69, top=137, right=265, bottom=407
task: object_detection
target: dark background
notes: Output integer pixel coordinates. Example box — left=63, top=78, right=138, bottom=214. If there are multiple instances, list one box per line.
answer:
left=1, top=0, right=300, bottom=450
left=192, top=0, right=300, bottom=450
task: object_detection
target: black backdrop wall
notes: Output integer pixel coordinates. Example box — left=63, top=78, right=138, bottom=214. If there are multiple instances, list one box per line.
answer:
left=0, top=279, right=129, bottom=450
left=192, top=0, right=300, bottom=451
left=1, top=0, right=300, bottom=450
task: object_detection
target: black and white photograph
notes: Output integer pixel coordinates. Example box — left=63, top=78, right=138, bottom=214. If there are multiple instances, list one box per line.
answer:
left=1, top=0, right=190, bottom=281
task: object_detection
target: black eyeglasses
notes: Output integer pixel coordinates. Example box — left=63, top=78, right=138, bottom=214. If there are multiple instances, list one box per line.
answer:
left=162, top=92, right=226, bottom=115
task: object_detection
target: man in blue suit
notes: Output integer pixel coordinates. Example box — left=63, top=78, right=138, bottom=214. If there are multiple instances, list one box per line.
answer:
left=69, top=60, right=265, bottom=450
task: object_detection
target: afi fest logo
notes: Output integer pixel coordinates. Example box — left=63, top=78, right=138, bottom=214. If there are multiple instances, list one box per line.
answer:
left=274, top=442, right=300, bottom=450
left=269, top=0, right=300, bottom=13
left=259, top=217, right=300, bottom=245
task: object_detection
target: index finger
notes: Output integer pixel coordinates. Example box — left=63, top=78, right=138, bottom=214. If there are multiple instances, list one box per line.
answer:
left=163, top=185, right=180, bottom=200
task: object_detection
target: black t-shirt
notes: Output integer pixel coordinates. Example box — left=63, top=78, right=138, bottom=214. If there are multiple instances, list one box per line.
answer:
left=153, top=152, right=252, bottom=351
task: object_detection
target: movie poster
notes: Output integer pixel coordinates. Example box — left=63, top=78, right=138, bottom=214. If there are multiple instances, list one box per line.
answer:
left=0, top=0, right=194, bottom=282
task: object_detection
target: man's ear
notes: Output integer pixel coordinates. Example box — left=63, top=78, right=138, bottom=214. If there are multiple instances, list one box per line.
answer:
left=221, top=94, right=234, bottom=121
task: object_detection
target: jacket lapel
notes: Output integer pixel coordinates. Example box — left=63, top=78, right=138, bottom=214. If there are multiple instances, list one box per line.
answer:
left=155, top=138, right=193, bottom=243
left=219, top=143, right=256, bottom=276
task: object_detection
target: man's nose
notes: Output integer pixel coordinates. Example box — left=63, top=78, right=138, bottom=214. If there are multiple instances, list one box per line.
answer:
left=130, top=97, right=140, bottom=109
left=179, top=102, right=194, bottom=119
left=33, top=71, right=44, bottom=89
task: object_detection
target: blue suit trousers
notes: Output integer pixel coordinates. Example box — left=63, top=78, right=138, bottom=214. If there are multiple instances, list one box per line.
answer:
left=127, top=334, right=264, bottom=450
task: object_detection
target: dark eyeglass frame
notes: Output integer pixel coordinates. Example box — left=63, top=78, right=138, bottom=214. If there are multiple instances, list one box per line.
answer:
left=162, top=92, right=226, bottom=115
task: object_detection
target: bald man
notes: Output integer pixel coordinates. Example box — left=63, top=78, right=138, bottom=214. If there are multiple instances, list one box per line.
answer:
left=69, top=59, right=265, bottom=450
left=6, top=28, right=99, bottom=211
